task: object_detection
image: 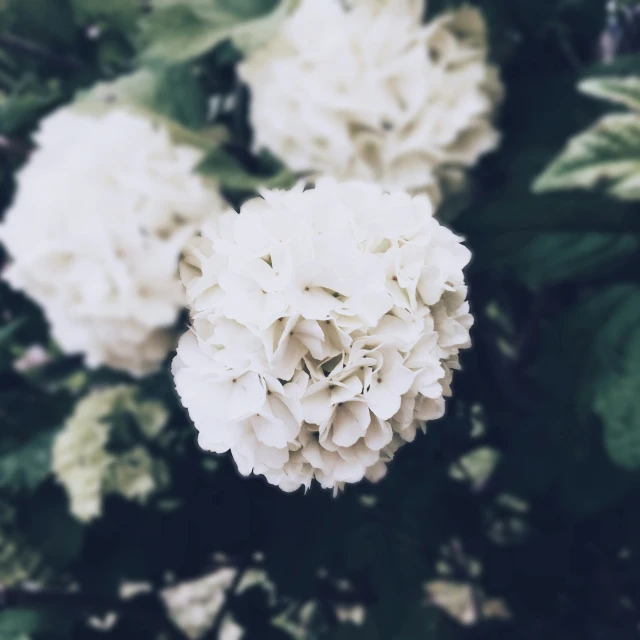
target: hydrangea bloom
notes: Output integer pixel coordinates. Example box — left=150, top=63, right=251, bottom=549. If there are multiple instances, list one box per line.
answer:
left=173, top=180, right=473, bottom=491
left=0, top=107, right=225, bottom=376
left=238, top=0, right=503, bottom=205
left=52, top=386, right=170, bottom=521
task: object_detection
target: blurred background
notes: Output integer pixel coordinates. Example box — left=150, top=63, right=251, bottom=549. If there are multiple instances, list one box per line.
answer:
left=2, top=1, right=640, bottom=639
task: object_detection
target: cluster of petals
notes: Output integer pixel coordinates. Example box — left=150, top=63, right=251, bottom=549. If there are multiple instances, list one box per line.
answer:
left=239, top=0, right=503, bottom=206
left=173, top=180, right=473, bottom=491
left=0, top=107, right=225, bottom=376
left=52, top=386, right=170, bottom=522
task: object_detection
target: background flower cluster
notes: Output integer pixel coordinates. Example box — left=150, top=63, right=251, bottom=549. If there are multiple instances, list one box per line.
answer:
left=1, top=0, right=640, bottom=639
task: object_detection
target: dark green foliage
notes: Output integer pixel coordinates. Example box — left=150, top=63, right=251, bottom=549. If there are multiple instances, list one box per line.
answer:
left=139, top=0, right=290, bottom=64
left=0, top=431, right=55, bottom=492
left=0, top=608, right=75, bottom=638
left=197, top=147, right=297, bottom=192
left=3, top=0, right=640, bottom=639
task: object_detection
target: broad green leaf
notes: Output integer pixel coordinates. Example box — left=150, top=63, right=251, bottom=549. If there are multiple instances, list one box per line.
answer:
left=497, top=232, right=639, bottom=288
left=533, top=113, right=640, bottom=200
left=0, top=610, right=51, bottom=636
left=504, top=286, right=640, bottom=515
left=580, top=76, right=640, bottom=112
left=140, top=5, right=213, bottom=64
left=76, top=68, right=227, bottom=151
left=596, top=362, right=640, bottom=470
left=0, top=608, right=75, bottom=638
left=0, top=75, right=62, bottom=134
left=140, top=0, right=296, bottom=64
left=540, top=286, right=640, bottom=475
left=457, top=68, right=640, bottom=275
left=585, top=54, right=640, bottom=80
left=153, top=0, right=279, bottom=20
left=0, top=286, right=49, bottom=353
left=77, top=67, right=200, bottom=126
left=0, top=430, right=55, bottom=492
left=589, top=287, right=640, bottom=469
left=70, top=0, right=140, bottom=30
left=196, top=147, right=297, bottom=191
left=230, top=0, right=296, bottom=54
left=0, top=317, right=24, bottom=347
left=3, top=0, right=76, bottom=46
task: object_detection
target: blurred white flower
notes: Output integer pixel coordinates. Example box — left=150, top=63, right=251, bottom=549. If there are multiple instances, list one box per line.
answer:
left=239, top=0, right=503, bottom=206
left=0, top=107, right=225, bottom=377
left=52, top=386, right=170, bottom=522
left=425, top=580, right=511, bottom=626
left=161, top=568, right=273, bottom=640
left=173, top=179, right=472, bottom=492
left=449, top=446, right=501, bottom=490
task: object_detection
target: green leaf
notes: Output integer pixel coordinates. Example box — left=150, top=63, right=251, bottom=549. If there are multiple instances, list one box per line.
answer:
left=0, top=75, right=62, bottom=134
left=580, top=76, right=640, bottom=112
left=0, top=610, right=51, bottom=636
left=196, top=147, right=297, bottom=191
left=0, top=430, right=55, bottom=492
left=536, top=286, right=640, bottom=480
left=140, top=0, right=296, bottom=65
left=506, top=286, right=640, bottom=515
left=457, top=69, right=640, bottom=286
left=585, top=54, right=640, bottom=80
left=534, top=113, right=640, bottom=199
left=589, top=287, right=640, bottom=469
left=75, top=68, right=226, bottom=150
left=496, top=232, right=640, bottom=288
left=0, top=317, right=24, bottom=347
left=0, top=381, right=72, bottom=440
left=152, top=0, right=284, bottom=24
left=229, top=0, right=296, bottom=54
left=70, top=0, right=140, bottom=31
left=596, top=366, right=640, bottom=470
left=23, top=485, right=86, bottom=570
left=0, top=608, right=75, bottom=638
left=141, top=5, right=212, bottom=64
left=3, top=0, right=77, bottom=46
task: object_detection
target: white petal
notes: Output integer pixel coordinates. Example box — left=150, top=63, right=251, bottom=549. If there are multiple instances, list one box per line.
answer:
left=228, top=372, right=266, bottom=420
left=331, top=401, right=371, bottom=447
left=366, top=384, right=402, bottom=421
left=364, top=415, right=393, bottom=450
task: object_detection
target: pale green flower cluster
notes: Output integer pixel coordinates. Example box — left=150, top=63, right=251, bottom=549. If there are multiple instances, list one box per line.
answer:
left=52, top=386, right=170, bottom=522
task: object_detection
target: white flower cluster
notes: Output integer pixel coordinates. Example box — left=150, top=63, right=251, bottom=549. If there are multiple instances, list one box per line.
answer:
left=239, top=0, right=503, bottom=205
left=52, top=386, right=170, bottom=522
left=173, top=180, right=472, bottom=491
left=0, top=107, right=225, bottom=377
left=161, top=568, right=271, bottom=640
